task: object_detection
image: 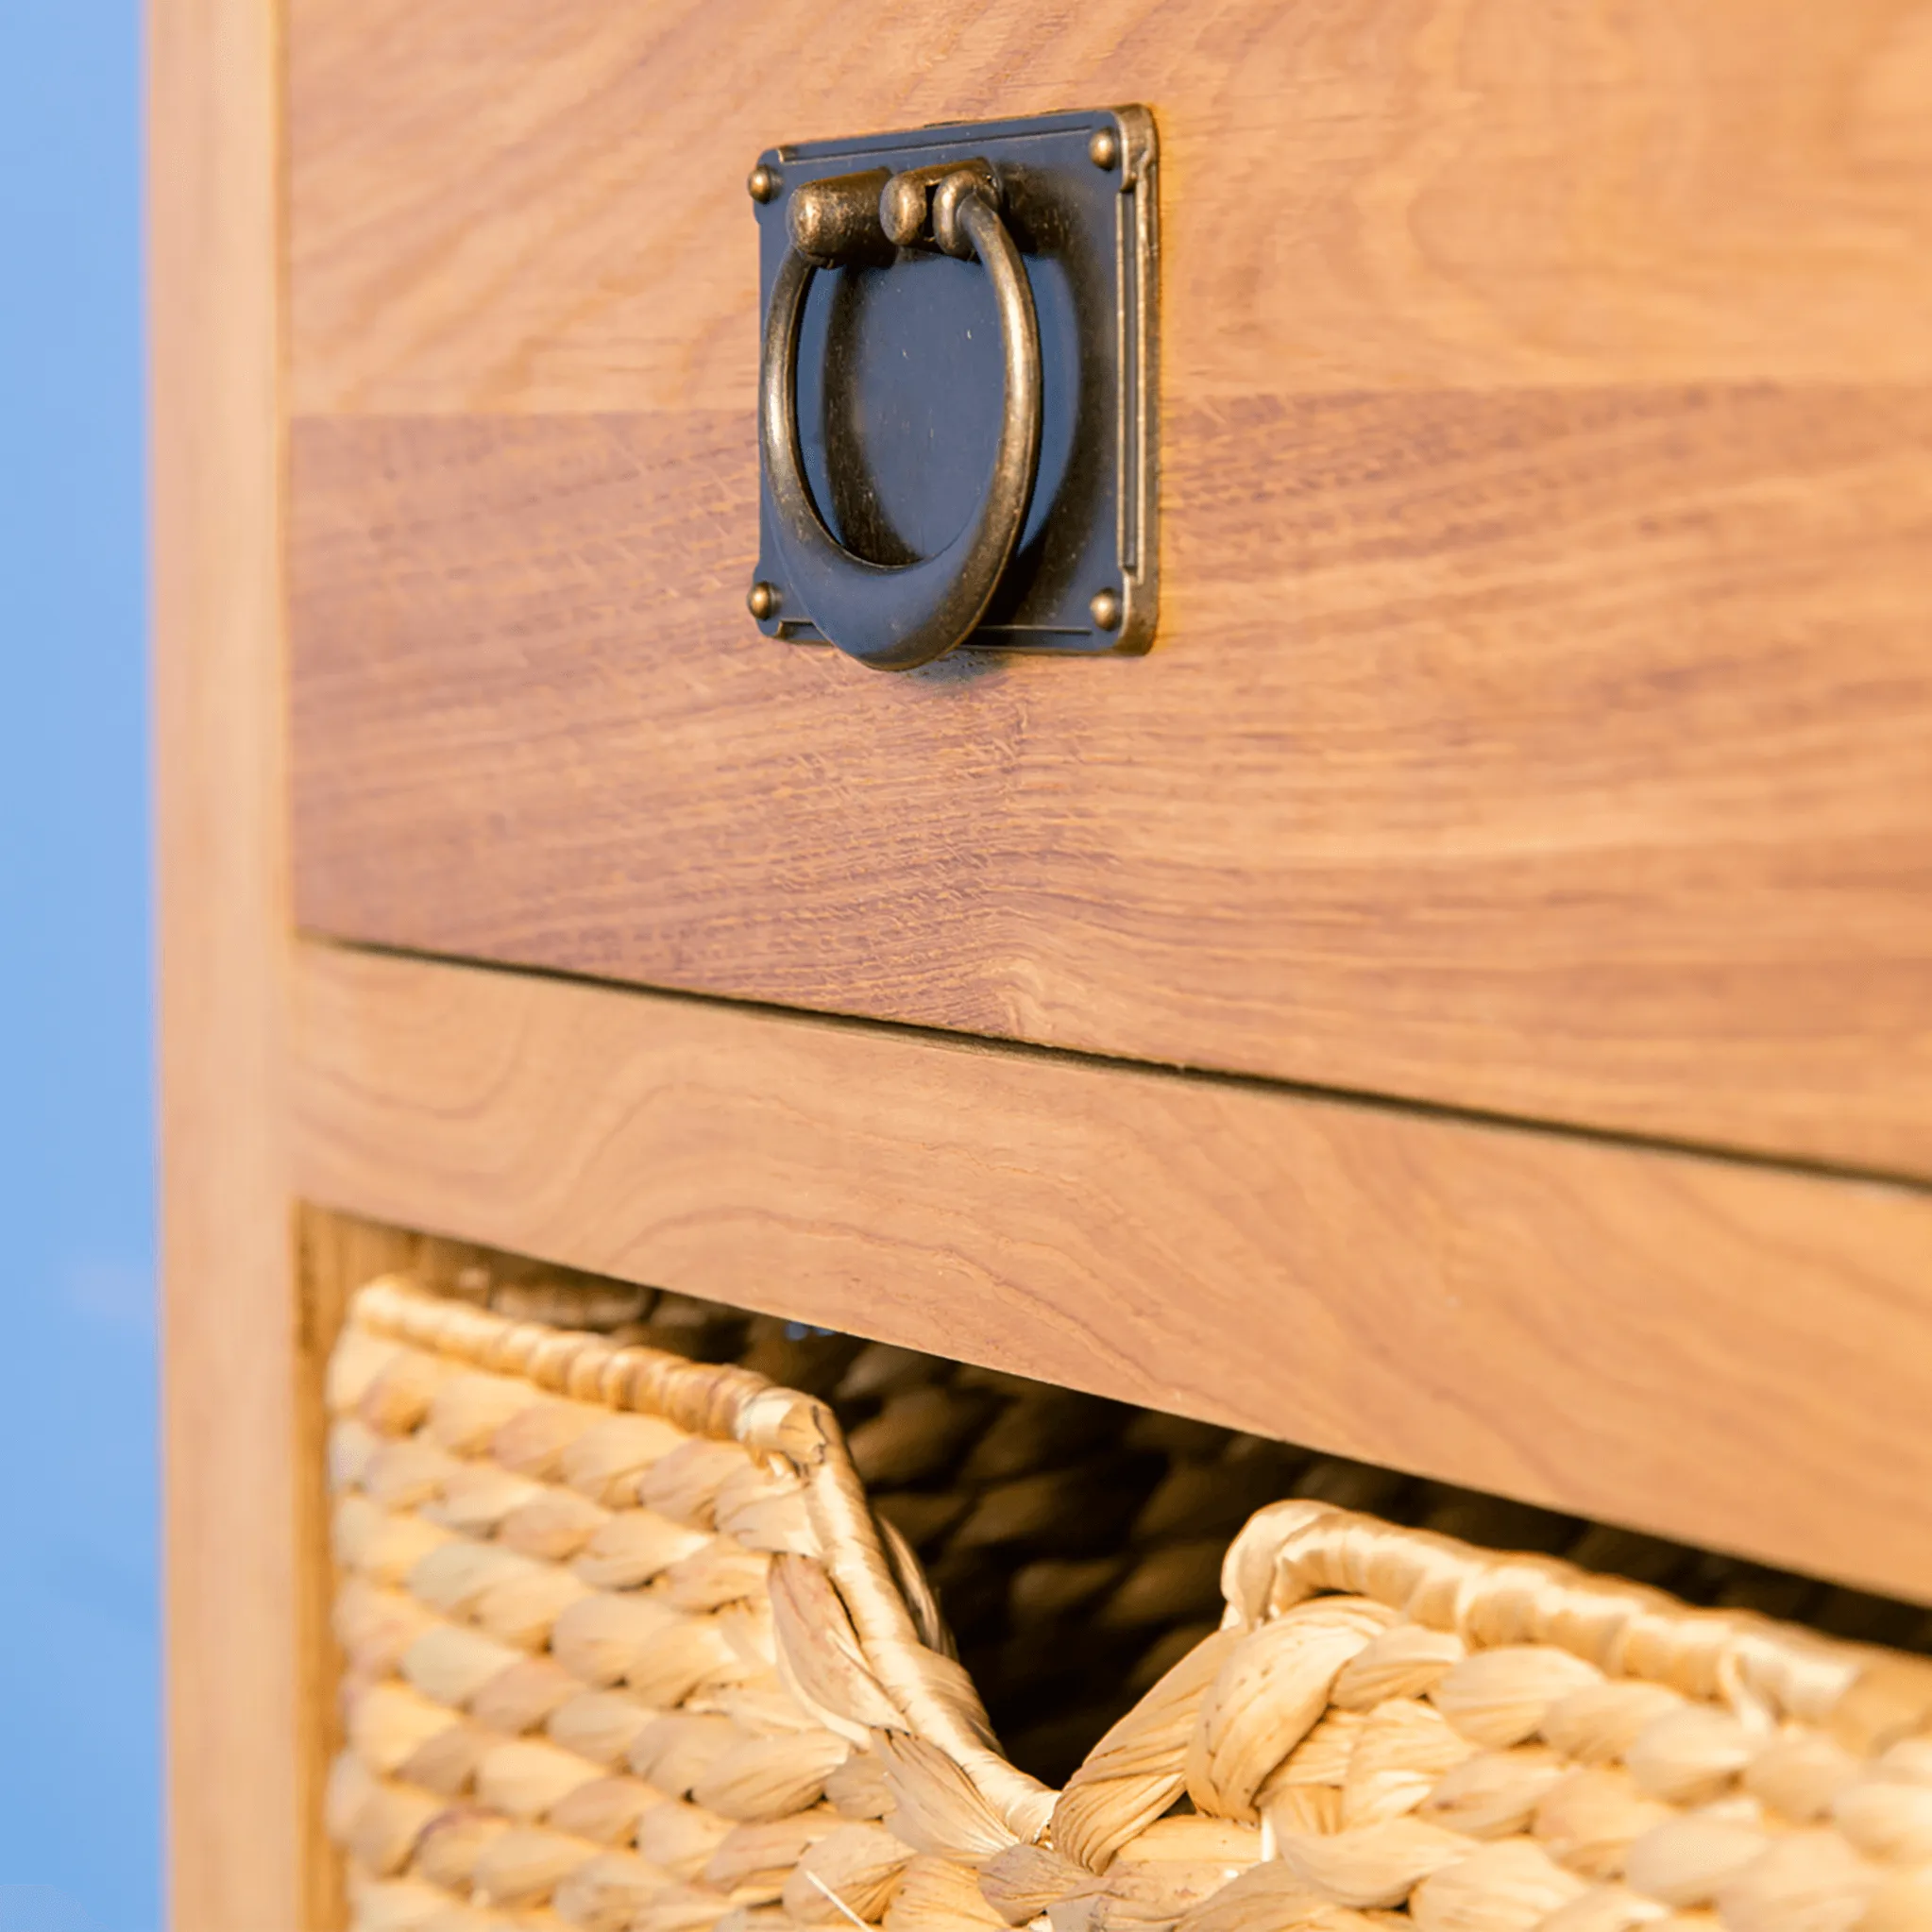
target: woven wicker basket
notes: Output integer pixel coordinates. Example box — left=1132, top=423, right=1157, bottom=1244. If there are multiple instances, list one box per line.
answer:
left=327, top=1277, right=1932, bottom=1932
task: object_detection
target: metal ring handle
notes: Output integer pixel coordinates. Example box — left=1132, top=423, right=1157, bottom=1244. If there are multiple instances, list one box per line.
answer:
left=759, top=166, right=1042, bottom=672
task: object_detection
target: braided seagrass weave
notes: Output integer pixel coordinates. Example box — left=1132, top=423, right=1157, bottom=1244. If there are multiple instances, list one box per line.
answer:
left=328, top=1278, right=1932, bottom=1932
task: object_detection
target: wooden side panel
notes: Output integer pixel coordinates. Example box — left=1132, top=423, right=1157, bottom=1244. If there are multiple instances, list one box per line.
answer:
left=150, top=0, right=298, bottom=1923
left=293, top=941, right=1932, bottom=1606
left=287, top=0, right=1932, bottom=1176
left=150, top=15, right=428, bottom=1929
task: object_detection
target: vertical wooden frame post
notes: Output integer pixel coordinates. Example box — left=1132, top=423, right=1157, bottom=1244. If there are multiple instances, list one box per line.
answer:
left=150, top=0, right=304, bottom=1920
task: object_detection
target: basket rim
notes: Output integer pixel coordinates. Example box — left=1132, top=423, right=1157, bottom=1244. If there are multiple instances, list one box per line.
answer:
left=347, top=1275, right=1059, bottom=1837
left=345, top=1274, right=1932, bottom=1857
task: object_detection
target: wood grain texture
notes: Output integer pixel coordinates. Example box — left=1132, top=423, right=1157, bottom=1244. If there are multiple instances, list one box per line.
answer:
left=150, top=0, right=310, bottom=1924
left=291, top=392, right=1932, bottom=1175
left=293, top=940, right=1932, bottom=1606
left=287, top=0, right=1932, bottom=1172
left=289, top=0, right=1932, bottom=410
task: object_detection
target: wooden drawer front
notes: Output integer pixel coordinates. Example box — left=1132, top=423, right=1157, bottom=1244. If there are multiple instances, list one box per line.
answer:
left=290, top=0, right=1932, bottom=1177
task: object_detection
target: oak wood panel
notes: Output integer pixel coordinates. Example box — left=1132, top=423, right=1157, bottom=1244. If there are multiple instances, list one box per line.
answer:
left=289, top=0, right=1932, bottom=411
left=293, top=940, right=1932, bottom=1606
left=292, top=394, right=1932, bottom=1175
left=151, top=0, right=305, bottom=1922
left=289, top=0, right=1932, bottom=1170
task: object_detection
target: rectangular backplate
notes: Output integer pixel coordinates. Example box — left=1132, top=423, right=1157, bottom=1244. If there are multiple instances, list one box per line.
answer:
left=752, top=107, right=1158, bottom=657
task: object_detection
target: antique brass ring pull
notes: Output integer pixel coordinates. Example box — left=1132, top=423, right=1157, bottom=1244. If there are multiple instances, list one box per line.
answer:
left=757, top=161, right=1042, bottom=671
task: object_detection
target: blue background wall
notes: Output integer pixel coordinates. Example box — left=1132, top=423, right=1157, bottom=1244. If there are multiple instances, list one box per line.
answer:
left=0, top=3, right=158, bottom=1928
